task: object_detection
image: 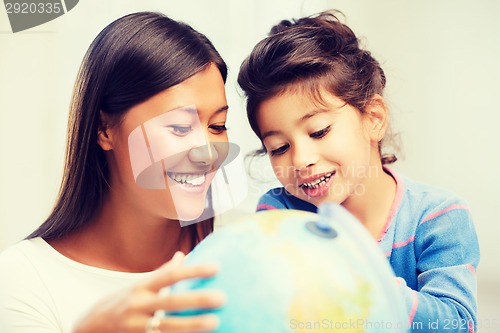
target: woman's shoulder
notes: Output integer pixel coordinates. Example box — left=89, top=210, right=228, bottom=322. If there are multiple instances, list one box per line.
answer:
left=0, top=238, right=56, bottom=286
left=0, top=237, right=46, bottom=268
left=0, top=238, right=54, bottom=309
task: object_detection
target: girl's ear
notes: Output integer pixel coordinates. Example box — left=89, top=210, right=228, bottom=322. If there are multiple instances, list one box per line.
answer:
left=365, top=94, right=388, bottom=142
left=97, top=111, right=113, bottom=151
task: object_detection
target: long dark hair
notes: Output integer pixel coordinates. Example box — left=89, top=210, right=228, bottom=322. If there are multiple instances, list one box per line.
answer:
left=238, top=11, right=397, bottom=164
left=28, top=12, right=227, bottom=246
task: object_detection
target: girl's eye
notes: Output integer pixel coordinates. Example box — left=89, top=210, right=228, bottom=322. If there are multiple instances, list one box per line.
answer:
left=310, top=125, right=331, bottom=139
left=167, top=125, right=192, bottom=136
left=209, top=124, right=228, bottom=134
left=270, top=144, right=289, bottom=156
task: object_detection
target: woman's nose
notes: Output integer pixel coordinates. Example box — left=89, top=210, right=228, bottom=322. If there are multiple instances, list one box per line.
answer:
left=188, top=143, right=219, bottom=167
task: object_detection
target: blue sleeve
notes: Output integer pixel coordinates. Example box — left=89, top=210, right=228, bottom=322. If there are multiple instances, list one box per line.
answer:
left=255, top=190, right=288, bottom=211
left=398, top=207, right=479, bottom=332
left=255, top=188, right=317, bottom=212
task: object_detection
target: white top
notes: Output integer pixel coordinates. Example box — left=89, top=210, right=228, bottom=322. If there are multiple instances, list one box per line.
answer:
left=0, top=237, right=155, bottom=333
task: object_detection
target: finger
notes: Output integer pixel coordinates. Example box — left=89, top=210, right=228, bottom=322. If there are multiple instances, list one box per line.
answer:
left=162, top=251, right=186, bottom=270
left=145, top=264, right=220, bottom=293
left=139, top=251, right=185, bottom=292
left=152, top=251, right=186, bottom=276
left=149, top=290, right=226, bottom=313
left=160, top=314, right=220, bottom=333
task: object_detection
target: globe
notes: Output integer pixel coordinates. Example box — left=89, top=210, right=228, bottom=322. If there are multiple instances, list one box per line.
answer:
left=169, top=203, right=409, bottom=333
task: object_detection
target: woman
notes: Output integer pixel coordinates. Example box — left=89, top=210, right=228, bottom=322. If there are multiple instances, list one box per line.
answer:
left=0, top=11, right=230, bottom=333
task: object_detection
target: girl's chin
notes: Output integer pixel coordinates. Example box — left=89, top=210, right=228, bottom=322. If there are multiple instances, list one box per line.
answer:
left=297, top=192, right=344, bottom=208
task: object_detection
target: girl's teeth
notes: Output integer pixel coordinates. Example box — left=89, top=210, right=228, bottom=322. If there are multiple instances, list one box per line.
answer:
left=302, top=172, right=334, bottom=189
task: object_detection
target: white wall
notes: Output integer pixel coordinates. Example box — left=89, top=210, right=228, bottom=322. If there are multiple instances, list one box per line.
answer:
left=1, top=0, right=499, bottom=328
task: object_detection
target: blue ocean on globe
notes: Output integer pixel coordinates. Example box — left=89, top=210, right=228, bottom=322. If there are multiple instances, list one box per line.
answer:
left=168, top=203, right=409, bottom=333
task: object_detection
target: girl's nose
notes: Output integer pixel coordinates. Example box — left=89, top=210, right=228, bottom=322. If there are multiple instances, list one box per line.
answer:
left=291, top=142, right=317, bottom=171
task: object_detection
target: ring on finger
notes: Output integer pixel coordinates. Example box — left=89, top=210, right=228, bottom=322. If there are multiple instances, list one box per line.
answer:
left=145, top=315, right=161, bottom=333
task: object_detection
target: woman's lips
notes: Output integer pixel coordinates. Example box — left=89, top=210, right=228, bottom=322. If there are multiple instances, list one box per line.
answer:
left=167, top=172, right=206, bottom=186
left=166, top=172, right=209, bottom=193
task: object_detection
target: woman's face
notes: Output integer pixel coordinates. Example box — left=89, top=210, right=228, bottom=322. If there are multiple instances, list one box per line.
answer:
left=102, top=64, right=229, bottom=222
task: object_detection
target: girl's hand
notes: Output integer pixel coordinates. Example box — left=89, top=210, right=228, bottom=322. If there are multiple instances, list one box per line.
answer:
left=73, top=251, right=225, bottom=333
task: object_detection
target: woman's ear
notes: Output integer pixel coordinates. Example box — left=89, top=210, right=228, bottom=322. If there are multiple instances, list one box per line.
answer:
left=365, top=94, right=388, bottom=143
left=97, top=111, right=113, bottom=151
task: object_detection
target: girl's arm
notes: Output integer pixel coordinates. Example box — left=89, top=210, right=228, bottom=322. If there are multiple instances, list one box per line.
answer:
left=397, top=207, right=479, bottom=333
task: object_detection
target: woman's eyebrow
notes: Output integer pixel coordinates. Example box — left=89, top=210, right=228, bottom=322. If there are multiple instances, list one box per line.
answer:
left=166, top=105, right=229, bottom=114
left=214, top=105, right=229, bottom=113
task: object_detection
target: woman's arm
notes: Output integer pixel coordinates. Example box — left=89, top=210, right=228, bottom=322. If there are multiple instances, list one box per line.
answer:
left=72, top=252, right=225, bottom=333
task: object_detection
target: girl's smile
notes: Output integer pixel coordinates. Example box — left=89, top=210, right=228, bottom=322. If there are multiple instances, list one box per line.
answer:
left=298, top=170, right=336, bottom=198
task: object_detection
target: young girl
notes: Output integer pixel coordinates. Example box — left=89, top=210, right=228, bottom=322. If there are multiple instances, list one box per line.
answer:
left=238, top=11, right=479, bottom=333
left=0, top=12, right=230, bottom=333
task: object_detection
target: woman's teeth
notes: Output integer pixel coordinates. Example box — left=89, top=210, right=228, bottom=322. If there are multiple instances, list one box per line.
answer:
left=301, top=171, right=335, bottom=189
left=168, top=172, right=205, bottom=186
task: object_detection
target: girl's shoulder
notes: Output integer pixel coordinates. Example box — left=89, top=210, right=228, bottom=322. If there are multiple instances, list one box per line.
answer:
left=400, top=172, right=468, bottom=206
left=391, top=169, right=471, bottom=225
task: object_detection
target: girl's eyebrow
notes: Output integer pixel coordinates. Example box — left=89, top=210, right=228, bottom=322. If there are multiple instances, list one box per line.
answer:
left=261, top=130, right=280, bottom=141
left=261, top=103, right=343, bottom=141
left=298, top=108, right=327, bottom=123
left=296, top=102, right=347, bottom=124
left=261, top=108, right=327, bottom=140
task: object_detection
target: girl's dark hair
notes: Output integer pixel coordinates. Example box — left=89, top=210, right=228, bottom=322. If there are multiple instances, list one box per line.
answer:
left=238, top=11, right=397, bottom=164
left=28, top=12, right=227, bottom=247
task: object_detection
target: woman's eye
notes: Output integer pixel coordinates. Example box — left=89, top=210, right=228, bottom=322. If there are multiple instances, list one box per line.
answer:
left=167, top=125, right=192, bottom=136
left=270, top=144, right=289, bottom=156
left=209, top=124, right=228, bottom=134
left=310, top=125, right=331, bottom=139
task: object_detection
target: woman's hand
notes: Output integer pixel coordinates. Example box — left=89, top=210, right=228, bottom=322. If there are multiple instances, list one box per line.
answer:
left=73, top=251, right=225, bottom=333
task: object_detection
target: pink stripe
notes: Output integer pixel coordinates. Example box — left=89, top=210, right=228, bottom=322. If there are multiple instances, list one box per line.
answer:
left=378, top=167, right=404, bottom=242
left=408, top=291, right=418, bottom=325
left=468, top=319, right=474, bottom=333
left=393, top=236, right=415, bottom=249
left=421, top=204, right=469, bottom=224
left=256, top=204, right=278, bottom=211
left=465, top=264, right=477, bottom=275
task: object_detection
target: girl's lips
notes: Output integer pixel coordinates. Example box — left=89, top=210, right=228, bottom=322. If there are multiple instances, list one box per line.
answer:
left=299, top=171, right=336, bottom=188
left=299, top=170, right=336, bottom=198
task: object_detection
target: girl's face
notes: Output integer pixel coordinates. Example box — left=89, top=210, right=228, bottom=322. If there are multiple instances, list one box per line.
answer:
left=101, top=64, right=229, bottom=222
left=256, top=87, right=382, bottom=207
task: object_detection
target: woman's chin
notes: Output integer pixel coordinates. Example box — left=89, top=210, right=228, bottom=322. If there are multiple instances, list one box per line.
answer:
left=174, top=203, right=212, bottom=225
